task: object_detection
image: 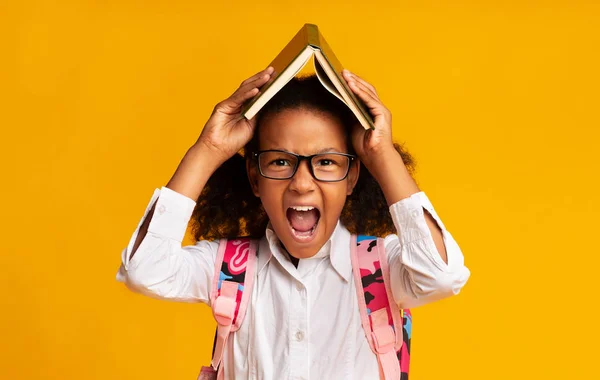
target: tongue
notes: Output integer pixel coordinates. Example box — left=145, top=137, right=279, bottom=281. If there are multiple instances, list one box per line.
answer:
left=287, top=209, right=319, bottom=232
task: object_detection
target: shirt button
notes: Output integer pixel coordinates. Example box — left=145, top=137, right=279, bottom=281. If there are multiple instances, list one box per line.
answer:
left=296, top=282, right=303, bottom=291
left=295, top=330, right=304, bottom=341
left=157, top=204, right=166, bottom=215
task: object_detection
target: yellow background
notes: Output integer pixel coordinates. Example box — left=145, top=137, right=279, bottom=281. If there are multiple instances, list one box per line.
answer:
left=2, top=0, right=598, bottom=379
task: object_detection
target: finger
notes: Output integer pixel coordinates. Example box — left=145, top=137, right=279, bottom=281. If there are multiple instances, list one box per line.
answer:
left=343, top=71, right=380, bottom=104
left=347, top=80, right=384, bottom=115
left=351, top=78, right=380, bottom=104
left=349, top=78, right=392, bottom=119
left=237, top=70, right=273, bottom=96
left=241, top=66, right=274, bottom=87
left=231, top=73, right=270, bottom=103
left=345, top=70, right=377, bottom=96
left=222, top=73, right=271, bottom=111
left=232, top=86, right=261, bottom=105
left=216, top=87, right=260, bottom=114
left=343, top=70, right=379, bottom=99
left=350, top=121, right=366, bottom=153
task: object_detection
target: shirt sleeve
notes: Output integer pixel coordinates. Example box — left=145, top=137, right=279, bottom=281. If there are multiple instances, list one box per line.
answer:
left=115, top=186, right=218, bottom=305
left=384, top=191, right=471, bottom=309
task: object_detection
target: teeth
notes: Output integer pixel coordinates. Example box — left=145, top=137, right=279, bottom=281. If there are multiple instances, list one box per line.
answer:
left=291, top=206, right=315, bottom=211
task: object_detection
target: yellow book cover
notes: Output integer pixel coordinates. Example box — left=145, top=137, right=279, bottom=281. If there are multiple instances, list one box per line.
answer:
left=242, top=23, right=375, bottom=130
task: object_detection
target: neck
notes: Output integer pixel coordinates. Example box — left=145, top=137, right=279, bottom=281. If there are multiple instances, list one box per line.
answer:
left=281, top=243, right=300, bottom=268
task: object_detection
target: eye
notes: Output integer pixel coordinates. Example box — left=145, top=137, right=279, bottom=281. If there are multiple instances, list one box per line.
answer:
left=317, top=159, right=334, bottom=166
left=315, top=156, right=342, bottom=167
left=269, top=159, right=291, bottom=167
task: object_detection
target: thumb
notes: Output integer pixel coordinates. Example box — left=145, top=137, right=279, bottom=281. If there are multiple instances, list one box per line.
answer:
left=350, top=123, right=367, bottom=155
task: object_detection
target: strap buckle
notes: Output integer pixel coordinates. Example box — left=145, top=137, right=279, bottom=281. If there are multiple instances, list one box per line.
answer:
left=371, top=325, right=396, bottom=354
left=213, top=295, right=236, bottom=326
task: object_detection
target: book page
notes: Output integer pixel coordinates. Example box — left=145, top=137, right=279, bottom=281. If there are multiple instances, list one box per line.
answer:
left=314, top=50, right=374, bottom=130
left=243, top=47, right=314, bottom=119
left=242, top=25, right=315, bottom=118
left=313, top=53, right=346, bottom=104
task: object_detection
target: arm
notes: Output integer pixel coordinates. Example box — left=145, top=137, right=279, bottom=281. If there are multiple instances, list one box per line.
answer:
left=343, top=69, right=447, bottom=263
left=128, top=145, right=221, bottom=261
left=383, top=192, right=470, bottom=308
left=129, top=66, right=274, bottom=260
left=343, top=70, right=470, bottom=307
left=116, top=183, right=218, bottom=304
left=118, top=67, right=275, bottom=303
left=365, top=146, right=449, bottom=264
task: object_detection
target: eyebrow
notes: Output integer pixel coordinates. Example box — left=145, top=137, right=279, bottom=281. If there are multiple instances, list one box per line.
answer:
left=316, top=147, right=343, bottom=154
left=269, top=147, right=345, bottom=154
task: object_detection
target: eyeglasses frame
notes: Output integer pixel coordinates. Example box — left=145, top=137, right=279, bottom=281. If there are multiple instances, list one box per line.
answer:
left=252, top=149, right=357, bottom=182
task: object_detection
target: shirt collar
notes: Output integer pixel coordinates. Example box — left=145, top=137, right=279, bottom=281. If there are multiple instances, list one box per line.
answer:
left=257, top=220, right=353, bottom=282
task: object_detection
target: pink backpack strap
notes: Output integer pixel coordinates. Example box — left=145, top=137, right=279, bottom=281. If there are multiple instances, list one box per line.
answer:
left=350, top=234, right=412, bottom=379
left=199, top=238, right=258, bottom=380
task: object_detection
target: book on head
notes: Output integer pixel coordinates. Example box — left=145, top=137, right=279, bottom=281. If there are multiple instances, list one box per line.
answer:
left=242, top=23, right=375, bottom=130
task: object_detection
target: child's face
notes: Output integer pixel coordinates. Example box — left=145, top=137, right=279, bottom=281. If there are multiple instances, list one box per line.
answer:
left=247, top=108, right=360, bottom=259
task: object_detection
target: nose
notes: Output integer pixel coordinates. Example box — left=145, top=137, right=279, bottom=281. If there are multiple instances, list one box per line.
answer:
left=288, top=160, right=316, bottom=194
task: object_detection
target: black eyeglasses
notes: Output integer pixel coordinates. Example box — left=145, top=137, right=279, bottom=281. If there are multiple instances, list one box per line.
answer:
left=252, top=150, right=356, bottom=182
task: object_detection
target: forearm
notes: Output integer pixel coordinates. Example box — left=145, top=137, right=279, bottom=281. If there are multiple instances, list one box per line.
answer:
left=367, top=146, right=420, bottom=206
left=130, top=143, right=222, bottom=259
left=166, top=143, right=223, bottom=200
left=117, top=185, right=218, bottom=303
left=368, top=147, right=448, bottom=264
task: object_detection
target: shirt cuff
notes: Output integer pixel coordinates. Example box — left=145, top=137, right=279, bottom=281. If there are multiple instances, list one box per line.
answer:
left=389, top=191, right=446, bottom=245
left=147, top=186, right=197, bottom=241
left=122, top=186, right=197, bottom=269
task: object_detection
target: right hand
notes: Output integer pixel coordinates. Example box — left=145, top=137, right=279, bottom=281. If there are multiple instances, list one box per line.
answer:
left=195, top=66, right=274, bottom=164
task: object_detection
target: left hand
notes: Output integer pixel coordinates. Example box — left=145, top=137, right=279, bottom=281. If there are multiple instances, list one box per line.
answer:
left=342, top=70, right=395, bottom=166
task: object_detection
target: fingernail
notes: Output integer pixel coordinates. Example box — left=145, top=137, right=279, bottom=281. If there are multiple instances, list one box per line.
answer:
left=266, top=66, right=274, bottom=73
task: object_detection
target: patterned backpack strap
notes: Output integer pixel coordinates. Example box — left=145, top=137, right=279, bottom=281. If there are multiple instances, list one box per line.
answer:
left=199, top=238, right=258, bottom=380
left=350, top=234, right=412, bottom=380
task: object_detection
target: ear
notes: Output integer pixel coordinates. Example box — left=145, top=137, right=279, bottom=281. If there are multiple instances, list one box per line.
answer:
left=246, top=157, right=260, bottom=197
left=346, top=159, right=360, bottom=196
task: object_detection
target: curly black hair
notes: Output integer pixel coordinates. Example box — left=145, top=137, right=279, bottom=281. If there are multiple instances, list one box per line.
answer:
left=190, top=75, right=417, bottom=241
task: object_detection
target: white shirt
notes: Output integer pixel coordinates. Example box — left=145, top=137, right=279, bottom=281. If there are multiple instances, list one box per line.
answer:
left=116, top=187, right=470, bottom=380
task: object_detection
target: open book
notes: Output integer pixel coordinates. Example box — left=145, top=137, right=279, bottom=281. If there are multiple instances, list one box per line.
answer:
left=242, top=23, right=375, bottom=130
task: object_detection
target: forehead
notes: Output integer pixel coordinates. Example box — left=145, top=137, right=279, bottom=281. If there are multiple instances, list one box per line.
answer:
left=258, top=108, right=349, bottom=154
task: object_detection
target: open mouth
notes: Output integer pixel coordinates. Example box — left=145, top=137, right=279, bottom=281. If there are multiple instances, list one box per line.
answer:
left=286, top=206, right=321, bottom=242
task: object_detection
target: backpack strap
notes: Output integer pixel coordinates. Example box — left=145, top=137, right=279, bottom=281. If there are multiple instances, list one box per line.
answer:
left=206, top=237, right=258, bottom=379
left=350, top=234, right=412, bottom=380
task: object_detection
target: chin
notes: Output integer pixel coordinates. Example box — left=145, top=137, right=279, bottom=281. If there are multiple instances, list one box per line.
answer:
left=276, top=217, right=332, bottom=259
left=286, top=244, right=321, bottom=259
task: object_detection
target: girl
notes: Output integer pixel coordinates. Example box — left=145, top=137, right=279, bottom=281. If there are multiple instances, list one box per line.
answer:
left=117, top=67, right=471, bottom=379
